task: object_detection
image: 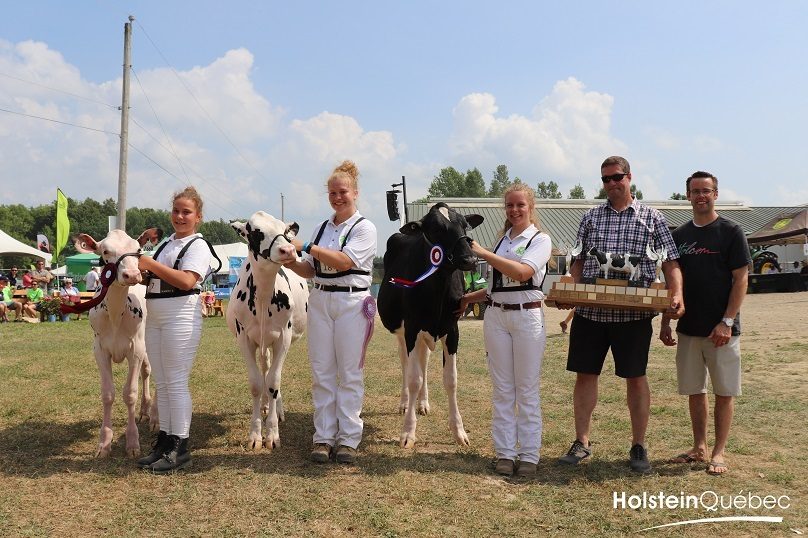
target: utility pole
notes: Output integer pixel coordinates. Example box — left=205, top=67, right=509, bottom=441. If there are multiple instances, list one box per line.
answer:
left=281, top=193, right=285, bottom=221
left=116, top=15, right=134, bottom=231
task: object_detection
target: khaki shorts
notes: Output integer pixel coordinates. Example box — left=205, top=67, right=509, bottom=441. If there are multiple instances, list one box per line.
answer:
left=675, top=333, right=742, bottom=397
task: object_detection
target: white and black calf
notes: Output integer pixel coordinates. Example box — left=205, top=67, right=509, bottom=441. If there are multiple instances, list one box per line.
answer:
left=74, top=229, right=160, bottom=458
left=227, top=211, right=308, bottom=451
left=378, top=202, right=483, bottom=448
left=587, top=247, right=643, bottom=281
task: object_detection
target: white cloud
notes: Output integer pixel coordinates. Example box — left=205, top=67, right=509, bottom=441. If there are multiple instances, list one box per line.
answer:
left=449, top=77, right=626, bottom=188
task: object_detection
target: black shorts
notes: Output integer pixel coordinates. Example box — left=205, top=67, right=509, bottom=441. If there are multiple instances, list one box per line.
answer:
left=566, top=314, right=653, bottom=378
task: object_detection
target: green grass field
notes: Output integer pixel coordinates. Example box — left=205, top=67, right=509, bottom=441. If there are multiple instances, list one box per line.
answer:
left=0, top=293, right=805, bottom=536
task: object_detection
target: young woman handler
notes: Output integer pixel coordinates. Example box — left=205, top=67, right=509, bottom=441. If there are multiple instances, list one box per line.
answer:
left=137, top=186, right=212, bottom=473
left=285, top=160, right=377, bottom=464
left=459, top=183, right=552, bottom=477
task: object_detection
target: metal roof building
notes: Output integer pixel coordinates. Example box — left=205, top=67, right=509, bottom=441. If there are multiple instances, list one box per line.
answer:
left=406, top=198, right=802, bottom=250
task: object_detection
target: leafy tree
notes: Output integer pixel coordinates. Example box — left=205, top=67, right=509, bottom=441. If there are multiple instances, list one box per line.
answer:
left=488, top=164, right=512, bottom=197
left=199, top=219, right=241, bottom=244
left=536, top=181, right=562, bottom=199
left=670, top=192, right=687, bottom=200
left=427, top=166, right=486, bottom=198
left=568, top=184, right=585, bottom=199
left=428, top=166, right=466, bottom=197
left=464, top=168, right=487, bottom=198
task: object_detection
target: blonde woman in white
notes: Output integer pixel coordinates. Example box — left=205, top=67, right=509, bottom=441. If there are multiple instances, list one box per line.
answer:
left=459, top=183, right=552, bottom=477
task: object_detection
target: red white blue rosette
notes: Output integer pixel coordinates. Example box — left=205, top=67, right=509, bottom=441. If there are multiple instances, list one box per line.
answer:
left=389, top=245, right=444, bottom=288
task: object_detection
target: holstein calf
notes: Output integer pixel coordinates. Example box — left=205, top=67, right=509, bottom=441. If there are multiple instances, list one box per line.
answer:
left=227, top=211, right=308, bottom=451
left=74, top=229, right=160, bottom=458
left=378, top=202, right=483, bottom=448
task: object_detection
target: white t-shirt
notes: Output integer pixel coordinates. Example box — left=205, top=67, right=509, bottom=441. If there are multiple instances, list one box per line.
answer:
left=85, top=269, right=100, bottom=290
left=487, top=225, right=552, bottom=303
left=303, top=211, right=377, bottom=288
left=153, top=233, right=211, bottom=286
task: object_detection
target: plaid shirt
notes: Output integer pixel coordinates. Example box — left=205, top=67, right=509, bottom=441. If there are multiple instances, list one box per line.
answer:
left=574, top=198, right=679, bottom=323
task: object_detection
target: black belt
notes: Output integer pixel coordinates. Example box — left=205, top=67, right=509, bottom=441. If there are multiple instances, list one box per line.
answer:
left=486, top=299, right=542, bottom=311
left=145, top=289, right=201, bottom=299
left=314, top=284, right=368, bottom=293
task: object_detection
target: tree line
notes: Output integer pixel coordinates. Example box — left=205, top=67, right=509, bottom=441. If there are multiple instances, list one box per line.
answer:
left=424, top=164, right=647, bottom=201
left=0, top=197, right=241, bottom=268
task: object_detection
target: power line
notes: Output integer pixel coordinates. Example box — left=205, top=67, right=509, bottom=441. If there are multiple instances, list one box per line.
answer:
left=130, top=67, right=191, bottom=183
left=0, top=71, right=119, bottom=109
left=0, top=106, right=120, bottom=135
left=134, top=20, right=274, bottom=187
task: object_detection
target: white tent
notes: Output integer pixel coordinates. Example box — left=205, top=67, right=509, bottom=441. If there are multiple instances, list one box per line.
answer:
left=211, top=242, right=247, bottom=274
left=0, top=228, right=52, bottom=264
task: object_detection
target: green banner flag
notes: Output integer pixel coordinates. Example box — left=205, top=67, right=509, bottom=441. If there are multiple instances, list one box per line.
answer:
left=55, top=189, right=69, bottom=260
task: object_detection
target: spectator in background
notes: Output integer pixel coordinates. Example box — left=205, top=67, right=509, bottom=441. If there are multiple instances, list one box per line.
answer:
left=31, top=260, right=54, bottom=290
left=85, top=266, right=101, bottom=292
left=23, top=283, right=44, bottom=318
left=1, top=275, right=23, bottom=321
left=22, top=270, right=33, bottom=288
left=7, top=267, right=19, bottom=288
left=60, top=277, right=83, bottom=320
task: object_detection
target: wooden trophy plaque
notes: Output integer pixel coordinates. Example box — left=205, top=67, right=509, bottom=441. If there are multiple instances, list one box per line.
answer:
left=545, top=276, right=671, bottom=312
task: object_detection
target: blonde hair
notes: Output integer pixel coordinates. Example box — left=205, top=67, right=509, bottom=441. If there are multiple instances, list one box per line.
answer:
left=500, top=183, right=540, bottom=236
left=172, top=186, right=204, bottom=221
left=327, top=160, right=360, bottom=191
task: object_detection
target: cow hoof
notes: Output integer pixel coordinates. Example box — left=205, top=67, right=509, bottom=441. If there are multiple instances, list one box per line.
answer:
left=400, top=433, right=417, bottom=449
left=398, top=403, right=407, bottom=415
left=454, top=432, right=471, bottom=446
left=96, top=445, right=112, bottom=458
left=262, top=437, right=279, bottom=450
left=149, top=420, right=160, bottom=433
left=417, top=401, right=431, bottom=415
left=126, top=446, right=141, bottom=458
left=247, top=433, right=263, bottom=452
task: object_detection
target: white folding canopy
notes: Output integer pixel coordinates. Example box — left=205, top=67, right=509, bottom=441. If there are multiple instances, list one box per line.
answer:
left=0, top=228, right=53, bottom=264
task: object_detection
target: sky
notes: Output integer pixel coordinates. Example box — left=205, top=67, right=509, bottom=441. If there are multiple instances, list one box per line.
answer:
left=2, top=1, right=808, bottom=245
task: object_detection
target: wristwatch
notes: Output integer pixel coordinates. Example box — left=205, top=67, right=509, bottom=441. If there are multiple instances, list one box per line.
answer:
left=721, top=317, right=734, bottom=327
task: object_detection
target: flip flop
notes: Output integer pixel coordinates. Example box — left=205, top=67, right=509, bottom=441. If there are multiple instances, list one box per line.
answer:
left=668, top=452, right=703, bottom=464
left=706, top=460, right=729, bottom=475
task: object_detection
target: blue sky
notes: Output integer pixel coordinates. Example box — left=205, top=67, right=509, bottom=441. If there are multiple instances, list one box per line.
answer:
left=2, top=1, right=807, bottom=243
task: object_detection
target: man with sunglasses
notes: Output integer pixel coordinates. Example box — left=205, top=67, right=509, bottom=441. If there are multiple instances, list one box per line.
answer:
left=558, top=155, right=684, bottom=474
left=660, top=171, right=750, bottom=476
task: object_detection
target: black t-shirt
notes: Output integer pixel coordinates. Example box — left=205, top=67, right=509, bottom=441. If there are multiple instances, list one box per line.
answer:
left=672, top=216, right=751, bottom=337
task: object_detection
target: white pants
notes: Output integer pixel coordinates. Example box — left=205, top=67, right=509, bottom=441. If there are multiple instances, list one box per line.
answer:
left=307, top=289, right=368, bottom=448
left=146, top=294, right=202, bottom=438
left=483, top=305, right=546, bottom=464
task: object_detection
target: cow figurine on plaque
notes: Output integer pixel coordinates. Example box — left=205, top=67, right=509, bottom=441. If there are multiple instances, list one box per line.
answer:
left=545, top=241, right=671, bottom=312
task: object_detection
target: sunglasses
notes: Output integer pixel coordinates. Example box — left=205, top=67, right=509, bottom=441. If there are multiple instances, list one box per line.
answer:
left=601, top=173, right=628, bottom=183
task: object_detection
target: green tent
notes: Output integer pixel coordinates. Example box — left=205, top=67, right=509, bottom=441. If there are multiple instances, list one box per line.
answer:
left=65, top=253, right=100, bottom=291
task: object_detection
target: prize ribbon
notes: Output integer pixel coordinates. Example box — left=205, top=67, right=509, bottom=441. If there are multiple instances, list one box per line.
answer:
left=359, top=295, right=376, bottom=369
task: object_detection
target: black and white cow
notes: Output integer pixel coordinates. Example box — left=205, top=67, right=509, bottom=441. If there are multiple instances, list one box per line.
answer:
left=378, top=202, right=483, bottom=448
left=586, top=246, right=643, bottom=281
left=227, top=211, right=308, bottom=451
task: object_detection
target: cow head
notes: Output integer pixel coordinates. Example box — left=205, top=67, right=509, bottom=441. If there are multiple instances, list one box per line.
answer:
left=400, top=202, right=483, bottom=271
left=74, top=229, right=152, bottom=286
left=231, top=211, right=299, bottom=264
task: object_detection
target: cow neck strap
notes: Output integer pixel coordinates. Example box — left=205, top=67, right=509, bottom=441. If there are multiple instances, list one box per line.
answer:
left=388, top=235, right=444, bottom=289
left=60, top=262, right=118, bottom=314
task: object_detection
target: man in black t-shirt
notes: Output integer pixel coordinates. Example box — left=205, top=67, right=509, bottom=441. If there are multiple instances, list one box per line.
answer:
left=660, top=171, right=751, bottom=476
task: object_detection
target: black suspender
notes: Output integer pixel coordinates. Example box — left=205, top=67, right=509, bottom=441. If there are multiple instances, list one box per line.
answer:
left=145, top=236, right=222, bottom=299
left=313, top=217, right=371, bottom=279
left=491, top=230, right=548, bottom=293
